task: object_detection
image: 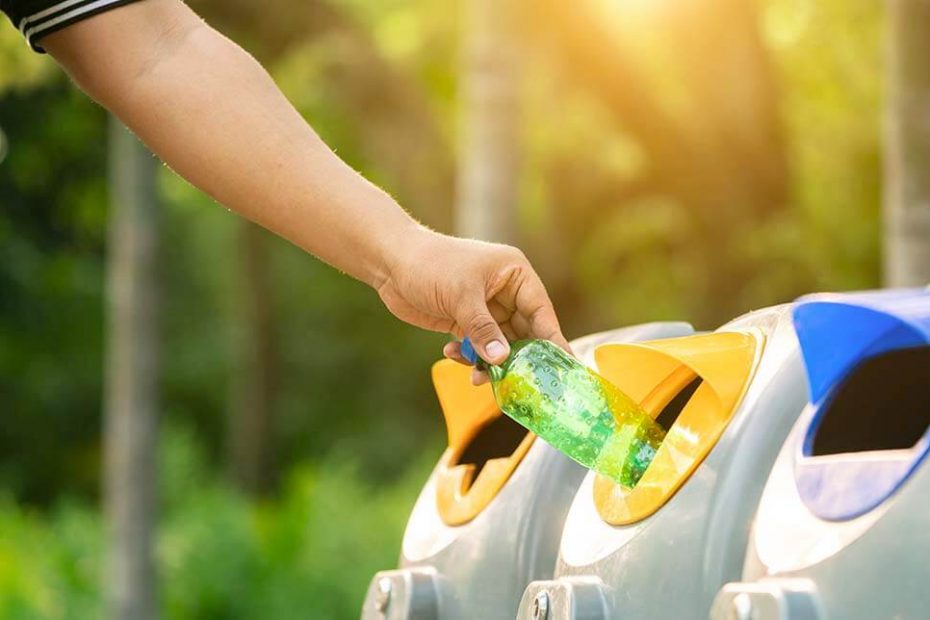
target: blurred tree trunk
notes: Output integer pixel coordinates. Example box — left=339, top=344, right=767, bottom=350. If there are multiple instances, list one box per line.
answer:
left=455, top=0, right=521, bottom=242
left=103, top=119, right=159, bottom=620
left=884, top=0, right=930, bottom=286
left=228, top=221, right=277, bottom=495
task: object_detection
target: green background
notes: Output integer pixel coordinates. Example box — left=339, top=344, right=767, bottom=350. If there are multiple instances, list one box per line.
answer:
left=0, top=0, right=882, bottom=616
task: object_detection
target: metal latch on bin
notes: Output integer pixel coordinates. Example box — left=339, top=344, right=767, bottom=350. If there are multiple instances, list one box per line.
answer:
left=517, top=577, right=611, bottom=620
left=360, top=568, right=440, bottom=620
left=710, top=579, right=823, bottom=620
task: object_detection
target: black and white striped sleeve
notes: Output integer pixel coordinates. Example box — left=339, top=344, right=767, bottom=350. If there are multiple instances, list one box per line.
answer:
left=1, top=0, right=145, bottom=53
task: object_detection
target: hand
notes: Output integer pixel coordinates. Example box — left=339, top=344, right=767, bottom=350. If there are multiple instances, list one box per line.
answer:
left=376, top=229, right=570, bottom=384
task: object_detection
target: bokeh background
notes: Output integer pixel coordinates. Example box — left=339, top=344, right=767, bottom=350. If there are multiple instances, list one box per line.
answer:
left=0, top=0, right=892, bottom=617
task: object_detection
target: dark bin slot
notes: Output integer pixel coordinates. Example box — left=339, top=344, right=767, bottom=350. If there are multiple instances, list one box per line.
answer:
left=455, top=413, right=530, bottom=484
left=655, top=377, right=703, bottom=431
left=811, top=346, right=930, bottom=456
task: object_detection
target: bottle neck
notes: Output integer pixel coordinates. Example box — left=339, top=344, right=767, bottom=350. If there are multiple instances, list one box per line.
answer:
left=475, top=359, right=505, bottom=382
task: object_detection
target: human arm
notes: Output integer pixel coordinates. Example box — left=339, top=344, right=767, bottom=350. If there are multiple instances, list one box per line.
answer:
left=39, top=0, right=568, bottom=370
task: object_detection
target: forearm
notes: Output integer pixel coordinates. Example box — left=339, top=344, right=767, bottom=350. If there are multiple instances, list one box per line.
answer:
left=43, top=0, right=421, bottom=287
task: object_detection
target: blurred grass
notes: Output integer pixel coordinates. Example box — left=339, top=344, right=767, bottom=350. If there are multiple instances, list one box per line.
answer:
left=0, top=424, right=435, bottom=620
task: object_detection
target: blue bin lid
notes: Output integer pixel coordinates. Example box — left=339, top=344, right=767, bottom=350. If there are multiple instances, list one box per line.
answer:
left=793, top=287, right=930, bottom=404
left=792, top=287, right=930, bottom=520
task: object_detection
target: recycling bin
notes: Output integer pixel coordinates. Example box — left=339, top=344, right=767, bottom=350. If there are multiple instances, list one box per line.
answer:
left=360, top=322, right=693, bottom=620
left=516, top=303, right=810, bottom=619
left=711, top=288, right=930, bottom=620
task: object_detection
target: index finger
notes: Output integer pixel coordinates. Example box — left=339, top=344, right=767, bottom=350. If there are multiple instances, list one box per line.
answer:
left=513, top=273, right=572, bottom=354
left=443, top=341, right=470, bottom=365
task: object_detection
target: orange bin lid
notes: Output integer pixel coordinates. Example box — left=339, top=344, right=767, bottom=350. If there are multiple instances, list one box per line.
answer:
left=430, top=359, right=535, bottom=526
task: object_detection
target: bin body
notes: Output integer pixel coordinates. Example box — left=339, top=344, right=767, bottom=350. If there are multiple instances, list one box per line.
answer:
left=711, top=288, right=930, bottom=620
left=360, top=322, right=693, bottom=620
left=712, top=408, right=930, bottom=620
left=517, top=304, right=809, bottom=619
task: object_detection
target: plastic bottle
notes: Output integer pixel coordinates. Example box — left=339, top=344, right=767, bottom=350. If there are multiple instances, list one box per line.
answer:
left=460, top=338, right=665, bottom=488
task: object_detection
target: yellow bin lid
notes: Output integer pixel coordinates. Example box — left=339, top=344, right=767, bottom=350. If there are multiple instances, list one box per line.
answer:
left=593, top=331, right=762, bottom=525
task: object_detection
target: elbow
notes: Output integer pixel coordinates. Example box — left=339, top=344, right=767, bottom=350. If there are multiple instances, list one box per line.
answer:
left=45, top=4, right=207, bottom=111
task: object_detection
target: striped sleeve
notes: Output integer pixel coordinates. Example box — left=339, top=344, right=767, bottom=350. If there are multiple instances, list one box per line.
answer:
left=1, top=0, right=145, bottom=53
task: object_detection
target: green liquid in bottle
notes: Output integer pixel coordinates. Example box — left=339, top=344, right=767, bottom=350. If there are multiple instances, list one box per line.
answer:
left=479, top=339, right=665, bottom=488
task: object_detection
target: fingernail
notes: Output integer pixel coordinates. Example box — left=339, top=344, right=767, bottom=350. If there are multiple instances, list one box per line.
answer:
left=485, top=340, right=507, bottom=361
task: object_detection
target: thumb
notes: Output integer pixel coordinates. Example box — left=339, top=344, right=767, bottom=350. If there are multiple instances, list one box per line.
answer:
left=457, top=300, right=510, bottom=364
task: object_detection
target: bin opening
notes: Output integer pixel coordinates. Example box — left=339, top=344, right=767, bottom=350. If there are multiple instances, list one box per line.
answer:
left=654, top=376, right=703, bottom=432
left=453, top=414, right=531, bottom=486
left=796, top=343, right=930, bottom=520
left=808, top=346, right=930, bottom=456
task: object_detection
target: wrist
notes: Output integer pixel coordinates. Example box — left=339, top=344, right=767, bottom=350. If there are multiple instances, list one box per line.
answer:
left=368, top=212, right=435, bottom=291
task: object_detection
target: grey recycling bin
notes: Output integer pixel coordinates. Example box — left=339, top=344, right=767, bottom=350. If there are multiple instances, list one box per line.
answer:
left=711, top=287, right=930, bottom=620
left=517, top=304, right=809, bottom=620
left=360, top=322, right=693, bottom=620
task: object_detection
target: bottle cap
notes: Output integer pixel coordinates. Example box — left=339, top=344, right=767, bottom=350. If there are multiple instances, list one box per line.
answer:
left=460, top=337, right=478, bottom=364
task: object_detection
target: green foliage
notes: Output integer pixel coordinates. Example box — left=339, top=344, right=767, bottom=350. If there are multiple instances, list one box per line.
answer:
left=0, top=0, right=885, bottom=502
left=516, top=0, right=883, bottom=332
left=0, top=424, right=433, bottom=620
left=755, top=0, right=884, bottom=294
left=158, top=170, right=447, bottom=481
left=0, top=75, right=109, bottom=503
left=158, top=423, right=430, bottom=619
left=0, top=0, right=889, bottom=615
left=0, top=499, right=102, bottom=620
left=1, top=70, right=447, bottom=502
left=0, top=27, right=55, bottom=93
